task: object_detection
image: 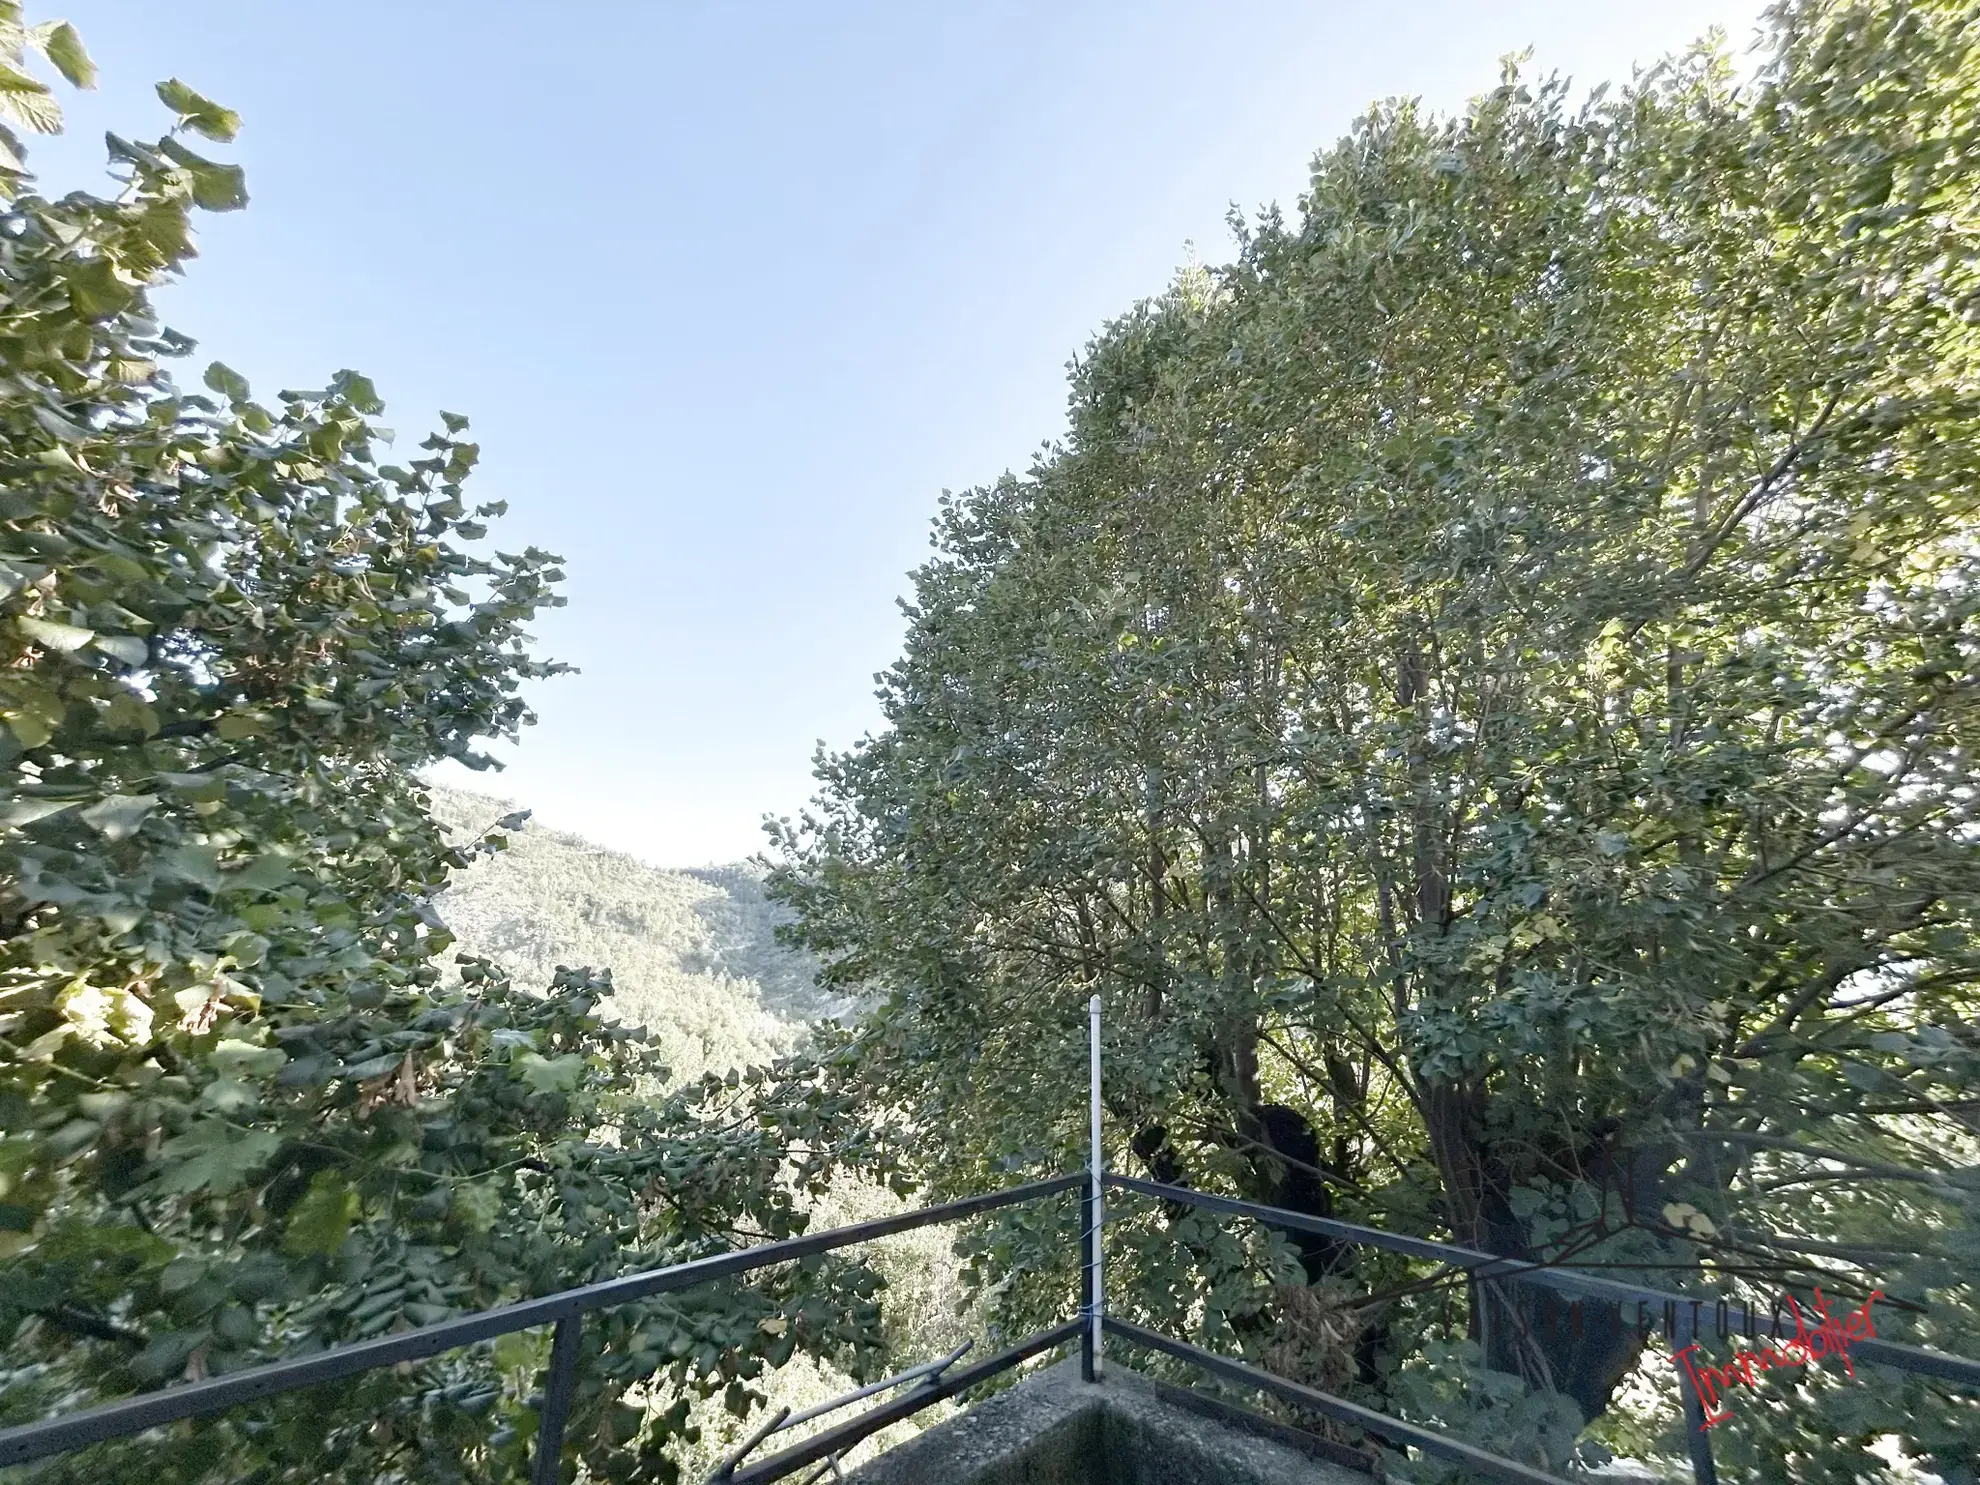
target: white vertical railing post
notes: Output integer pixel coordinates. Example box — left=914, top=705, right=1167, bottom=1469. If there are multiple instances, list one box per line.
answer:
left=1083, top=993, right=1104, bottom=1381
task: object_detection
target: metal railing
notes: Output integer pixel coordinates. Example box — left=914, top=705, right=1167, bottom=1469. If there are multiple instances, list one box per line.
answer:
left=722, top=1322, right=1081, bottom=1485
left=0, top=1174, right=1083, bottom=1481
left=1109, top=1173, right=1980, bottom=1388
left=1104, top=1317, right=1567, bottom=1485
left=1100, top=1174, right=1980, bottom=1485
left=6, top=1164, right=1978, bottom=1485
left=6, top=1007, right=1979, bottom=1485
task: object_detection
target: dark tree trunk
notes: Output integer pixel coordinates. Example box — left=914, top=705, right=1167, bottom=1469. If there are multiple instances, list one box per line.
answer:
left=1424, top=1087, right=1666, bottom=1423
left=1250, top=1103, right=1346, bottom=1280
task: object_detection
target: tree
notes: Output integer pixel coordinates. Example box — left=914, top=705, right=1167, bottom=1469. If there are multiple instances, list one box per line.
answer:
left=770, top=1, right=1980, bottom=1477
left=0, top=21, right=888, bottom=1483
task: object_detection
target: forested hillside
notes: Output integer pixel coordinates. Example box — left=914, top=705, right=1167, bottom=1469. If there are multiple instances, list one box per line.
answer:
left=426, top=789, right=961, bottom=1480
left=429, top=787, right=845, bottom=1084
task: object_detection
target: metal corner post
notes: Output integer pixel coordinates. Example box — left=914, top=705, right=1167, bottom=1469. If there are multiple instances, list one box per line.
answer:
left=531, top=1314, right=582, bottom=1485
left=1083, top=993, right=1104, bottom=1382
left=1672, top=1310, right=1719, bottom=1485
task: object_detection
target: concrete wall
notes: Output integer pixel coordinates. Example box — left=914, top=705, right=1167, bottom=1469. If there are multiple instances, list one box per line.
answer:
left=840, top=1360, right=1371, bottom=1485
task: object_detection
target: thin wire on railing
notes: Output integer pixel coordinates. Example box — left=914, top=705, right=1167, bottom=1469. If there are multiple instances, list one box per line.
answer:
left=710, top=1341, right=976, bottom=1481
left=723, top=1322, right=1083, bottom=1485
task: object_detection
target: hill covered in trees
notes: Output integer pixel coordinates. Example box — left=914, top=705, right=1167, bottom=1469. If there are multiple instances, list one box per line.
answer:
left=429, top=787, right=846, bottom=1085
left=425, top=789, right=966, bottom=1479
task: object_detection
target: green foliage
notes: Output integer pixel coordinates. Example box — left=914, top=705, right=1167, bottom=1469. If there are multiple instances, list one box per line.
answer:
left=0, top=25, right=896, bottom=1485
left=152, top=80, right=237, bottom=144
left=426, top=789, right=985, bottom=1479
left=772, top=0, right=1980, bottom=1476
left=1388, top=1339, right=1586, bottom=1482
left=0, top=5, right=93, bottom=186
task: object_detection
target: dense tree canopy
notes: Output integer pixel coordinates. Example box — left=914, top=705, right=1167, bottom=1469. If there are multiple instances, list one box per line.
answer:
left=0, top=19, right=894, bottom=1484
left=772, top=1, right=1980, bottom=1478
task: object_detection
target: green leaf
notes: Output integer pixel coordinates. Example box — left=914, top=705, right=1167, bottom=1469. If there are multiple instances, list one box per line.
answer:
left=513, top=1051, right=585, bottom=1094
left=104, top=355, right=156, bottom=385
left=283, top=1173, right=358, bottom=1257
left=36, top=22, right=95, bottom=90
left=105, top=690, right=160, bottom=736
left=0, top=795, right=78, bottom=827
left=3, top=711, right=52, bottom=748
left=157, top=136, right=247, bottom=211
left=203, top=360, right=250, bottom=402
left=132, top=1329, right=203, bottom=1384
left=59, top=255, right=133, bottom=320
left=164, top=843, right=223, bottom=890
left=222, top=852, right=294, bottom=893
left=188, top=161, right=247, bottom=212
left=200, top=1077, right=259, bottom=1114
left=209, top=1037, right=285, bottom=1079
left=1842, top=1061, right=1890, bottom=1091
left=0, top=63, right=60, bottom=134
left=90, top=633, right=148, bottom=666
left=78, top=792, right=157, bottom=841
left=16, top=615, right=94, bottom=652
left=452, top=1182, right=501, bottom=1234
left=329, top=368, right=381, bottom=414
left=154, top=1122, right=280, bottom=1196
left=155, top=77, right=240, bottom=142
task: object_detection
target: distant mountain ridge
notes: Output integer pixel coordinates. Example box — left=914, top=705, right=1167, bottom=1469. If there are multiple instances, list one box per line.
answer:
left=427, top=788, right=974, bottom=1474
left=429, top=786, right=846, bottom=1084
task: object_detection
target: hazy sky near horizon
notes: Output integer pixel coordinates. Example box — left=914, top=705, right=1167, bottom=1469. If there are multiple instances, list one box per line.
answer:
left=38, top=2, right=1767, bottom=865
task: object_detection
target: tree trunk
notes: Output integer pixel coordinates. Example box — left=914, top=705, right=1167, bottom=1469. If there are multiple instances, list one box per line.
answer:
left=1423, top=1089, right=1660, bottom=1423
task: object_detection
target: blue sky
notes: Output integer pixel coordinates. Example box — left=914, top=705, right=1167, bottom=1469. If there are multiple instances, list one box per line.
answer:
left=36, top=2, right=1764, bottom=864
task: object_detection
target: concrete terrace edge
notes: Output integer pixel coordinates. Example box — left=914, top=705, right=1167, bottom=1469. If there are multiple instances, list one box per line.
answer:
left=840, top=1358, right=1372, bottom=1484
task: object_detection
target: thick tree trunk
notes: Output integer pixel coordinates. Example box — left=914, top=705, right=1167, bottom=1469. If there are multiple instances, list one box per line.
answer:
left=1250, top=1102, right=1347, bottom=1280
left=1423, top=1088, right=1661, bottom=1423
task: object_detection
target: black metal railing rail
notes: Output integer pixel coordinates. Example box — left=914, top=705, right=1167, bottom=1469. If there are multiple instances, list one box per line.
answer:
left=5, top=1165, right=1978, bottom=1485
left=1107, top=1174, right=1980, bottom=1485
left=723, top=1321, right=1082, bottom=1485
left=1104, top=1318, right=1568, bottom=1485
left=0, top=1173, right=1082, bottom=1481
left=1110, top=1175, right=1980, bottom=1388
